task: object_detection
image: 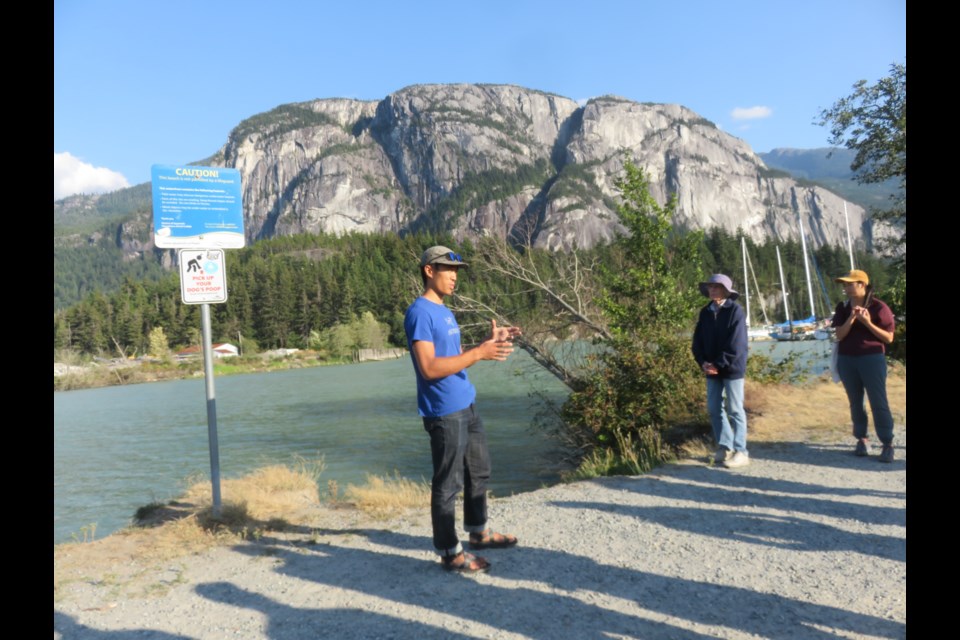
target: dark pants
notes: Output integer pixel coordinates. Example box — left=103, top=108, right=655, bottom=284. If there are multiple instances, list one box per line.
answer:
left=423, top=404, right=490, bottom=555
left=837, top=353, right=894, bottom=445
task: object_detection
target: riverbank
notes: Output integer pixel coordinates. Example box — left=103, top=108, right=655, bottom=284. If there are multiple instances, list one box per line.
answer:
left=55, top=427, right=907, bottom=639
left=53, top=350, right=349, bottom=391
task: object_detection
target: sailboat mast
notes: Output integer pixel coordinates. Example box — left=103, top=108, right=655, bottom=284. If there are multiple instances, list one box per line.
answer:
left=747, top=250, right=770, bottom=325
left=843, top=201, right=855, bottom=270
left=798, top=217, right=817, bottom=320
left=741, top=236, right=751, bottom=329
left=776, top=246, right=792, bottom=325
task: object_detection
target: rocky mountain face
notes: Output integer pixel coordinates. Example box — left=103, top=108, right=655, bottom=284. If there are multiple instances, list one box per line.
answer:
left=59, top=84, right=880, bottom=254
left=211, top=84, right=877, bottom=252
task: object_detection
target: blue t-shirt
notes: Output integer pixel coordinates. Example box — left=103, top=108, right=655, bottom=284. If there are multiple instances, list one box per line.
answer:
left=404, top=296, right=477, bottom=417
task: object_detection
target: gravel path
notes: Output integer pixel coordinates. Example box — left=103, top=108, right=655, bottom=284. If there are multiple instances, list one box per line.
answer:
left=54, top=433, right=906, bottom=639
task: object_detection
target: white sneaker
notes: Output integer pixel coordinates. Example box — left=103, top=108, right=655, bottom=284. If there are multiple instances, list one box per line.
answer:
left=723, top=451, right=750, bottom=468
left=714, top=448, right=730, bottom=463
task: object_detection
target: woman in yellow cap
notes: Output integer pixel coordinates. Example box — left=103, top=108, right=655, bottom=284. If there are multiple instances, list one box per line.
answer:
left=831, top=270, right=896, bottom=462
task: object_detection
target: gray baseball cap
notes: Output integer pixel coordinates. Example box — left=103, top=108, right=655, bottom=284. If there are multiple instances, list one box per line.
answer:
left=420, top=245, right=469, bottom=268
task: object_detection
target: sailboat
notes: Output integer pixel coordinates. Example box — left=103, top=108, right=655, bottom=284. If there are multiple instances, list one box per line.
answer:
left=813, top=201, right=857, bottom=340
left=770, top=217, right=835, bottom=341
left=768, top=245, right=816, bottom=341
left=741, top=237, right=774, bottom=341
left=811, top=250, right=836, bottom=340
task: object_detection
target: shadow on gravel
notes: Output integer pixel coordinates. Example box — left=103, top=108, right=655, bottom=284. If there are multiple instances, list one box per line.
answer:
left=206, top=531, right=716, bottom=640
left=54, top=611, right=190, bottom=639
left=663, top=461, right=905, bottom=501
left=195, top=582, right=478, bottom=640
left=189, top=527, right=904, bottom=640
left=588, top=469, right=905, bottom=529
left=753, top=441, right=907, bottom=473
left=551, top=499, right=905, bottom=561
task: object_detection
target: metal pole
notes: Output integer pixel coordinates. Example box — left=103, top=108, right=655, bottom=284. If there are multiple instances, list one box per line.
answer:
left=201, top=303, right=222, bottom=517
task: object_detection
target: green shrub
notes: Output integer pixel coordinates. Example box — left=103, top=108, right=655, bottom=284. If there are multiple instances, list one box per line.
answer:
left=560, top=159, right=704, bottom=475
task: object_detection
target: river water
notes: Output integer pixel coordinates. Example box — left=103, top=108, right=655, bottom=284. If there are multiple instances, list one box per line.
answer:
left=54, top=352, right=569, bottom=544
left=54, top=340, right=830, bottom=545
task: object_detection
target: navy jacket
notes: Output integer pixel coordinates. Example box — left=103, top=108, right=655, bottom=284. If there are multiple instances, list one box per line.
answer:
left=692, top=299, right=748, bottom=380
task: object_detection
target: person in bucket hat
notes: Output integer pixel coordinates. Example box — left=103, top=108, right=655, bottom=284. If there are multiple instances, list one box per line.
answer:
left=831, top=269, right=897, bottom=462
left=692, top=274, right=750, bottom=468
left=404, top=246, right=522, bottom=572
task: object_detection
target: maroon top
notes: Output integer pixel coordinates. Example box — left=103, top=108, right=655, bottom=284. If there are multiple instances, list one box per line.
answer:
left=831, top=298, right=895, bottom=356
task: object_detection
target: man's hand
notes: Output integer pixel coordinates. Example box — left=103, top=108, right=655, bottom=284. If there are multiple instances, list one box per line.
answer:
left=490, top=319, right=522, bottom=343
left=475, top=319, right=522, bottom=362
left=702, top=362, right=719, bottom=376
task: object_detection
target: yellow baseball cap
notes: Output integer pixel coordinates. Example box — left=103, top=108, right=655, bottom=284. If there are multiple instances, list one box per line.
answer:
left=834, top=269, right=870, bottom=285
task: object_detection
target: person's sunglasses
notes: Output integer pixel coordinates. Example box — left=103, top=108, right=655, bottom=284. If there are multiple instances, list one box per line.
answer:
left=447, top=252, right=464, bottom=262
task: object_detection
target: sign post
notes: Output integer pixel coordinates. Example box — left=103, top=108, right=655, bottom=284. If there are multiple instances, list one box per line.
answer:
left=152, top=164, right=244, bottom=517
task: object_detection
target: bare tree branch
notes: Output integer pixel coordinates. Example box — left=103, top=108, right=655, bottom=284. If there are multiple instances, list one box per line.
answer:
left=473, top=236, right=611, bottom=340
left=452, top=291, right=585, bottom=390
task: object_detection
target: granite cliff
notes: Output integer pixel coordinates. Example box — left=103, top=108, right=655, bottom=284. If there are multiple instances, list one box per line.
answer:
left=211, top=84, right=873, bottom=251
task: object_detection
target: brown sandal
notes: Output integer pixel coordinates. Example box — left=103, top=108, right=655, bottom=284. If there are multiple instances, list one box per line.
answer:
left=441, top=551, right=490, bottom=573
left=469, top=530, right=518, bottom=550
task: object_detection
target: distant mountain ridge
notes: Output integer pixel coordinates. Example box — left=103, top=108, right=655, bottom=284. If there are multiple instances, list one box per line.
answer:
left=758, top=148, right=899, bottom=210
left=760, top=147, right=859, bottom=180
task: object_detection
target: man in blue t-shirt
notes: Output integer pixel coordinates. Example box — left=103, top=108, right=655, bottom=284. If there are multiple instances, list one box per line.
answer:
left=404, top=245, right=522, bottom=573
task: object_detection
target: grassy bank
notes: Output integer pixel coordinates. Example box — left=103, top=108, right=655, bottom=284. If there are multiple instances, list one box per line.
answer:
left=53, top=457, right=431, bottom=599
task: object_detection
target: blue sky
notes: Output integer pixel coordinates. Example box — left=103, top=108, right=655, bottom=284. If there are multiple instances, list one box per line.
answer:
left=54, top=0, right=905, bottom=200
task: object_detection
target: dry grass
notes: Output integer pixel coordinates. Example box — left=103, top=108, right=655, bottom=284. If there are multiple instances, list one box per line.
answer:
left=745, top=367, right=906, bottom=443
left=669, top=366, right=907, bottom=461
left=54, top=510, right=239, bottom=601
left=54, top=459, right=436, bottom=598
left=343, top=472, right=431, bottom=515
left=54, top=458, right=324, bottom=599
left=676, top=436, right=715, bottom=460
left=181, top=457, right=324, bottom=525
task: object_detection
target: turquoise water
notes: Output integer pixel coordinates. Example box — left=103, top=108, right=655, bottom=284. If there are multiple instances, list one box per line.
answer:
left=748, top=339, right=833, bottom=377
left=54, top=352, right=568, bottom=544
left=54, top=341, right=830, bottom=544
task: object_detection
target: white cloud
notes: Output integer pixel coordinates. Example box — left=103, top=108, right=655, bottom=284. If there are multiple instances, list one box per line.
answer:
left=54, top=152, right=130, bottom=200
left=730, top=106, right=772, bottom=121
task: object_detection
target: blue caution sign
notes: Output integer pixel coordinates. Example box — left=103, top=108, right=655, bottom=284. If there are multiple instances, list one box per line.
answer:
left=152, top=165, right=245, bottom=249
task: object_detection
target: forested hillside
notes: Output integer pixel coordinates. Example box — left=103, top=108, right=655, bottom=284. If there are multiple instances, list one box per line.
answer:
left=53, top=229, right=892, bottom=359
left=54, top=183, right=164, bottom=310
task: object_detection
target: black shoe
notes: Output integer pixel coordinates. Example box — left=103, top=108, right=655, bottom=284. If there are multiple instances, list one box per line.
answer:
left=854, top=438, right=869, bottom=457
left=879, top=444, right=894, bottom=463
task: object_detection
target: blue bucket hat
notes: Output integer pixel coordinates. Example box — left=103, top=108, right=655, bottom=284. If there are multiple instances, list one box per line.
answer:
left=698, top=274, right=739, bottom=300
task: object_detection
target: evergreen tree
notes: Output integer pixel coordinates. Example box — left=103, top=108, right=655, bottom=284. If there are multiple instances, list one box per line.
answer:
left=562, top=159, right=705, bottom=470
left=819, top=62, right=906, bottom=361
